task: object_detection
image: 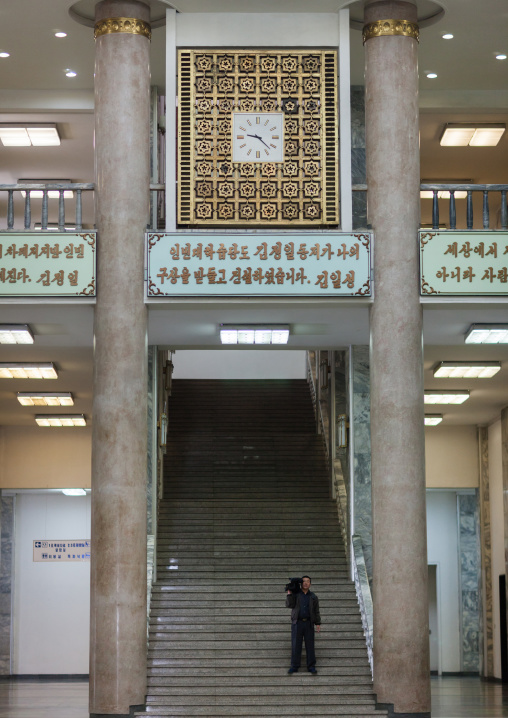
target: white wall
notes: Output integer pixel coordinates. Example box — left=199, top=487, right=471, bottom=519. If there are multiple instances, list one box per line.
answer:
left=488, top=419, right=504, bottom=679
left=425, top=426, right=479, bottom=488
left=426, top=490, right=461, bottom=673
left=13, top=493, right=91, bottom=674
left=172, top=349, right=307, bottom=379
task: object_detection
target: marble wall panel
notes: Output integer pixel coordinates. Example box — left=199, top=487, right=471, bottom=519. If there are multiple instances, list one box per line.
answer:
left=478, top=425, right=493, bottom=676
left=458, top=492, right=481, bottom=672
left=147, top=346, right=156, bottom=536
left=346, top=346, right=372, bottom=582
left=0, top=495, right=14, bottom=674
left=351, top=86, right=367, bottom=230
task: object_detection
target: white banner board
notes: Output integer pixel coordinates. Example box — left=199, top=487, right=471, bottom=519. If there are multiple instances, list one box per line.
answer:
left=33, top=540, right=90, bottom=562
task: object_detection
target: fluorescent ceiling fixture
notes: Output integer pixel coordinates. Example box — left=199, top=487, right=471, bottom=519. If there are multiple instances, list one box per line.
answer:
left=62, top=489, right=86, bottom=496
left=36, top=414, right=86, bottom=427
left=440, top=124, right=505, bottom=147
left=0, top=124, right=60, bottom=147
left=19, top=180, right=73, bottom=199
left=424, top=391, right=469, bottom=405
left=465, top=324, right=508, bottom=344
left=65, top=70, right=77, bottom=78
left=0, top=363, right=58, bottom=379
left=0, top=52, right=10, bottom=58
left=17, top=392, right=74, bottom=407
left=420, top=189, right=468, bottom=199
left=433, top=361, right=501, bottom=379
left=426, top=73, right=437, bottom=79
left=220, top=325, right=290, bottom=345
left=0, top=324, right=34, bottom=344
left=442, top=33, right=453, bottom=39
left=55, top=32, right=67, bottom=38
left=425, top=415, right=443, bottom=426
left=496, top=54, right=507, bottom=60
left=34, top=223, right=77, bottom=230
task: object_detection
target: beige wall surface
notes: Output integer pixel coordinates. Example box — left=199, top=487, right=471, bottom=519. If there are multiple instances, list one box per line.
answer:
left=0, top=426, right=91, bottom=489
left=425, top=425, right=479, bottom=488
left=488, top=419, right=504, bottom=679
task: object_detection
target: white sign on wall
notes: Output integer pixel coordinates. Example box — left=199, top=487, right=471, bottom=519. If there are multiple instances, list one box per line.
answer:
left=33, top=540, right=90, bottom=562
left=146, top=232, right=372, bottom=297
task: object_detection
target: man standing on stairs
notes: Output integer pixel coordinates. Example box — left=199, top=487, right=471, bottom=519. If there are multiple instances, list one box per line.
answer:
left=286, top=575, right=321, bottom=675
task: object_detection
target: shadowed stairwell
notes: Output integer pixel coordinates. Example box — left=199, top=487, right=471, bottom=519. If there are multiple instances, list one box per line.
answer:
left=136, top=379, right=386, bottom=717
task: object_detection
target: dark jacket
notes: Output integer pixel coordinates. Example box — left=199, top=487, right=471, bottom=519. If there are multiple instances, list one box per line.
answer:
left=286, top=590, right=321, bottom=626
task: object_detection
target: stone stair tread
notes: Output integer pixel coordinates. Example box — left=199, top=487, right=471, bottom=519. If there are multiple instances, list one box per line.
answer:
left=142, top=379, right=383, bottom=718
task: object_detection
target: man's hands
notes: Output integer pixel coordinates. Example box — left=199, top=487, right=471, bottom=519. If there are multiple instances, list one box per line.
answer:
left=316, top=625, right=321, bottom=632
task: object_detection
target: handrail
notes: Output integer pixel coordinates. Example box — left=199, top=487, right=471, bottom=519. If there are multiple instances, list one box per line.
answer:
left=306, top=352, right=329, bottom=458
left=0, top=183, right=165, bottom=231
left=352, top=534, right=374, bottom=675
left=420, top=184, right=508, bottom=231
left=352, top=183, right=508, bottom=231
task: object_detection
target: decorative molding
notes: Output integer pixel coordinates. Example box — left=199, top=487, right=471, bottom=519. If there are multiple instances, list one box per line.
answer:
left=94, top=17, right=151, bottom=41
left=362, top=19, right=419, bottom=44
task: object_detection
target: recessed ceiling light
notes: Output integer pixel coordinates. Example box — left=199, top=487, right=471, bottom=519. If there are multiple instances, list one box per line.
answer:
left=433, top=361, right=501, bottom=379
left=17, top=392, right=74, bottom=407
left=0, top=52, right=10, bottom=58
left=55, top=32, right=67, bottom=38
left=36, top=415, right=86, bottom=427
left=465, top=324, right=508, bottom=344
left=65, top=69, right=77, bottom=78
left=425, top=415, right=443, bottom=426
left=0, top=363, right=58, bottom=379
left=19, top=180, right=73, bottom=199
left=0, top=124, right=60, bottom=147
left=62, top=489, right=86, bottom=496
left=496, top=54, right=507, bottom=60
left=0, top=325, right=34, bottom=344
left=440, top=123, right=505, bottom=147
left=426, top=73, right=438, bottom=79
left=424, top=391, right=470, bottom=405
left=442, top=33, right=453, bottom=39
left=220, top=325, right=290, bottom=345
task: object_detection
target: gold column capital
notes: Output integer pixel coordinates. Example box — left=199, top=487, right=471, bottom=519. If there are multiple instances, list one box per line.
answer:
left=94, top=17, right=151, bottom=41
left=363, top=19, right=419, bottom=44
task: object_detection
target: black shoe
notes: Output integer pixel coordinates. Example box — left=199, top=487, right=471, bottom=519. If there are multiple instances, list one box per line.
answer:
left=288, top=668, right=298, bottom=674
left=308, top=668, right=317, bottom=674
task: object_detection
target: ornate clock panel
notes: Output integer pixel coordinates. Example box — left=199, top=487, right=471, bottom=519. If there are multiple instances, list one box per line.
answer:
left=177, top=50, right=339, bottom=227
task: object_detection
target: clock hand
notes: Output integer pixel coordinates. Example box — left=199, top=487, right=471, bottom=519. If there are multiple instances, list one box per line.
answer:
left=247, top=133, right=271, bottom=149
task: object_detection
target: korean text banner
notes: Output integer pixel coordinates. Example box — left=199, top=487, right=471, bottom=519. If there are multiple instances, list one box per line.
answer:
left=420, top=231, right=508, bottom=296
left=0, top=233, right=96, bottom=297
left=147, top=233, right=372, bottom=297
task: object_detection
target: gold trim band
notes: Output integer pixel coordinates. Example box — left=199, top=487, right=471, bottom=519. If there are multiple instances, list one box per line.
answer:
left=363, top=19, right=419, bottom=44
left=94, top=17, right=151, bottom=40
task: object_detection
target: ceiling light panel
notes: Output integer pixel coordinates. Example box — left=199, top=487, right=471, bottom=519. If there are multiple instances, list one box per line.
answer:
left=440, top=126, right=475, bottom=146
left=62, top=489, right=86, bottom=496
left=0, top=325, right=34, bottom=344
left=425, top=415, right=443, bottom=426
left=465, top=325, right=508, bottom=344
left=0, top=363, right=58, bottom=379
left=17, top=392, right=73, bottom=407
left=220, top=325, right=290, bottom=345
left=440, top=124, right=505, bottom=147
left=469, top=126, right=506, bottom=146
left=0, top=124, right=60, bottom=147
left=36, top=415, right=86, bottom=427
left=433, top=362, right=501, bottom=378
left=424, top=391, right=470, bottom=405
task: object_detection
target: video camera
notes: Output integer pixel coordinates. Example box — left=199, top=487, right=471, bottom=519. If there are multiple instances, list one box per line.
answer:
left=285, top=577, right=303, bottom=594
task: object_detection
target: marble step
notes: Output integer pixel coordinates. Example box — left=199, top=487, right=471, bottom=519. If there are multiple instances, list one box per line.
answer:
left=147, top=673, right=373, bottom=685
left=136, top=706, right=386, bottom=716
left=147, top=658, right=371, bottom=670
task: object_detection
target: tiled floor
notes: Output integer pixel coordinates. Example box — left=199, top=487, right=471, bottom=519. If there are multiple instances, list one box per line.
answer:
left=0, top=676, right=506, bottom=717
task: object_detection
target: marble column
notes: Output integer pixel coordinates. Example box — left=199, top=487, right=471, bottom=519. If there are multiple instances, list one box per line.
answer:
left=90, top=1, right=150, bottom=715
left=478, top=426, right=494, bottom=677
left=365, top=1, right=430, bottom=714
left=501, top=406, right=508, bottom=673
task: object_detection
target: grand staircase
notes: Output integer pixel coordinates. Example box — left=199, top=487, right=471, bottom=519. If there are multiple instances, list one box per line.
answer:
left=137, top=379, right=385, bottom=717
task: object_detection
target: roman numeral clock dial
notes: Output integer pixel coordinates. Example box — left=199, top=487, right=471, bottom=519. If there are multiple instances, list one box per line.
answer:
left=232, top=112, right=284, bottom=163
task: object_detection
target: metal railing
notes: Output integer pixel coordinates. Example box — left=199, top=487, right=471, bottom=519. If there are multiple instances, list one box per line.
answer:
left=421, top=184, right=508, bottom=231
left=353, top=183, right=508, bottom=231
left=0, top=183, right=165, bottom=231
left=352, top=534, right=374, bottom=675
left=0, top=183, right=94, bottom=231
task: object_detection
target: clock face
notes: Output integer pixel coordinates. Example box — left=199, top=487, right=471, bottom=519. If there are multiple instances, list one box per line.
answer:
left=232, top=112, right=284, bottom=163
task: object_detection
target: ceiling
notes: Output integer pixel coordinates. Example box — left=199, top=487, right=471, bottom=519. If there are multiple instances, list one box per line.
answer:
left=0, top=0, right=507, bottom=430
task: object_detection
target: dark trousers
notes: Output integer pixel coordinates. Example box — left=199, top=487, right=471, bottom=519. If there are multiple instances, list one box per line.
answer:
left=290, top=620, right=316, bottom=670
